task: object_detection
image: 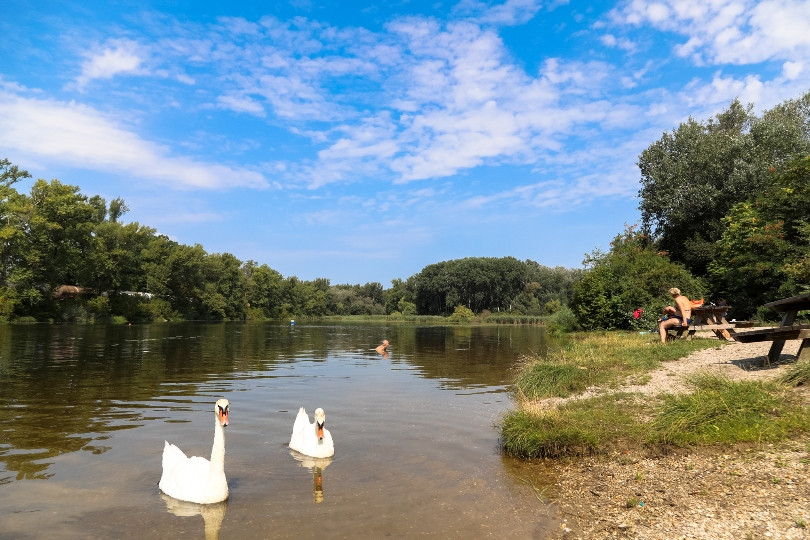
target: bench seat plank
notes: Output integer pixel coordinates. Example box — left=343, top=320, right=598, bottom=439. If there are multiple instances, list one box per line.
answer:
left=732, top=325, right=810, bottom=343
left=688, top=324, right=736, bottom=331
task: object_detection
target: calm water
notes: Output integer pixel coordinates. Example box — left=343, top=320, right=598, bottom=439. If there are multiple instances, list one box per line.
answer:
left=0, top=322, right=558, bottom=539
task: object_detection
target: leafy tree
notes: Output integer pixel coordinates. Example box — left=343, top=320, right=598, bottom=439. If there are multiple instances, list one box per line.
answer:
left=0, top=160, right=32, bottom=315
left=202, top=252, right=247, bottom=320
left=383, top=278, right=412, bottom=314
left=638, top=92, right=810, bottom=276
left=85, top=220, right=155, bottom=295
left=571, top=227, right=706, bottom=330
left=708, top=155, right=810, bottom=317
left=242, top=260, right=285, bottom=319
left=409, top=256, right=529, bottom=315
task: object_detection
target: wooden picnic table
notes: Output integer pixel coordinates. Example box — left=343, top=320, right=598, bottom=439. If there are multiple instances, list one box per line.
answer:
left=672, top=304, right=738, bottom=341
left=733, top=292, right=810, bottom=364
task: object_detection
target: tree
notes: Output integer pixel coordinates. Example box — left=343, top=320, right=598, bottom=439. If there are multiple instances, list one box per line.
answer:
left=638, top=92, right=810, bottom=276
left=408, top=256, right=530, bottom=315
left=571, top=226, right=706, bottom=330
left=0, top=160, right=31, bottom=315
left=85, top=220, right=155, bottom=294
left=708, top=155, right=810, bottom=317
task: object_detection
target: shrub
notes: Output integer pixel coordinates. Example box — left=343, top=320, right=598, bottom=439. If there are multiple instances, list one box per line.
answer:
left=450, top=305, right=475, bottom=322
left=571, top=226, right=706, bottom=331
left=545, top=305, right=577, bottom=334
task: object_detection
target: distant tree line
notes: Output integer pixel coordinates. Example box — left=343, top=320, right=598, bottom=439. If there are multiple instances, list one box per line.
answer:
left=0, top=159, right=580, bottom=323
left=573, top=89, right=810, bottom=329
left=5, top=90, right=806, bottom=327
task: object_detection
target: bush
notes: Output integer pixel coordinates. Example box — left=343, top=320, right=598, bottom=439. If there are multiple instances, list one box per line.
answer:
left=572, top=226, right=706, bottom=331
left=450, top=305, right=475, bottom=322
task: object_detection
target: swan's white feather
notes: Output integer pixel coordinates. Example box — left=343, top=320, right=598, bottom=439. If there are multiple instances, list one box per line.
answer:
left=289, top=406, right=334, bottom=458
left=159, top=399, right=229, bottom=504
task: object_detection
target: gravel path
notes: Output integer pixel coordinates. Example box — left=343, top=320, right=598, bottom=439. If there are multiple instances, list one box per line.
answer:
left=537, top=337, right=810, bottom=539
left=536, top=337, right=804, bottom=410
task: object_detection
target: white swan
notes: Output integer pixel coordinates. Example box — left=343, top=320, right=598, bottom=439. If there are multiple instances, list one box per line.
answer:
left=159, top=398, right=230, bottom=504
left=289, top=407, right=334, bottom=458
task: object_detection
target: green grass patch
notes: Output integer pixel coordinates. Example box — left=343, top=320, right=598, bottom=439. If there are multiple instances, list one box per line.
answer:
left=502, top=332, right=810, bottom=459
left=515, top=363, right=590, bottom=399
left=777, top=360, right=810, bottom=387
left=514, top=332, right=721, bottom=400
left=501, top=394, right=644, bottom=458
left=648, top=374, right=810, bottom=446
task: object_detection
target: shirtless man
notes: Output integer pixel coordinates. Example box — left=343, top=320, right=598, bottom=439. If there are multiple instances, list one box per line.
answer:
left=658, top=288, right=692, bottom=343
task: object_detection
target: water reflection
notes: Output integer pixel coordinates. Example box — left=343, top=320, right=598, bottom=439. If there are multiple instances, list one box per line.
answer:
left=289, top=449, right=333, bottom=503
left=161, top=493, right=228, bottom=540
left=0, top=322, right=557, bottom=538
left=0, top=323, right=548, bottom=481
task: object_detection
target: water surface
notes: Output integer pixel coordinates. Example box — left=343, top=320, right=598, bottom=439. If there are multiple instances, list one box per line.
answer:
left=0, top=322, right=557, bottom=539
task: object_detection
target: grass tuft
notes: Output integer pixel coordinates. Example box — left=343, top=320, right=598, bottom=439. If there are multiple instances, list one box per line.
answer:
left=501, top=333, right=810, bottom=458
left=500, top=394, right=643, bottom=458
left=649, top=374, right=810, bottom=446
left=513, top=332, right=721, bottom=400
left=777, top=360, right=810, bottom=387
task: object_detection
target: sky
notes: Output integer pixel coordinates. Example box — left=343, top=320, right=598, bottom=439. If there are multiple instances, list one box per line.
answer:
left=2, top=1, right=809, bottom=286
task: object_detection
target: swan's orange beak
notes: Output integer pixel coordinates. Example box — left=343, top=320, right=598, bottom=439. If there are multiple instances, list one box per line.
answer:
left=317, top=423, right=324, bottom=441
left=219, top=407, right=229, bottom=427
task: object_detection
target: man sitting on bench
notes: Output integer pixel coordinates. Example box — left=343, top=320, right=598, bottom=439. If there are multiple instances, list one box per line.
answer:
left=658, top=288, right=692, bottom=343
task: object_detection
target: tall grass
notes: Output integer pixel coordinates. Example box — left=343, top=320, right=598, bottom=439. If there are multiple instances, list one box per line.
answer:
left=501, top=333, right=810, bottom=458
left=514, top=332, right=721, bottom=400
left=484, top=313, right=545, bottom=325
left=649, top=374, right=810, bottom=445
left=777, top=360, right=810, bottom=387
left=501, top=394, right=643, bottom=458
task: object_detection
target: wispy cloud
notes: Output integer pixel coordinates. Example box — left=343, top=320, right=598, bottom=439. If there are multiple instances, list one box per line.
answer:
left=0, top=90, right=269, bottom=190
left=612, top=0, right=810, bottom=65
left=73, top=39, right=147, bottom=90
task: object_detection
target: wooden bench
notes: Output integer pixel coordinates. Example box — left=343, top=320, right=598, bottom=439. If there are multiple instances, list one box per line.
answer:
left=668, top=305, right=739, bottom=341
left=732, top=324, right=810, bottom=343
left=734, top=293, right=810, bottom=364
left=733, top=323, right=810, bottom=364
left=671, top=322, right=734, bottom=336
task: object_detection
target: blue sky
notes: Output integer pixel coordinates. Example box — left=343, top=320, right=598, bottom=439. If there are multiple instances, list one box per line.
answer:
left=2, top=1, right=809, bottom=286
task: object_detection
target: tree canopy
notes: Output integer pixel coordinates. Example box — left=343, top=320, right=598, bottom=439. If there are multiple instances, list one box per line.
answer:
left=638, top=91, right=810, bottom=276
left=708, top=155, right=810, bottom=317
left=571, top=226, right=706, bottom=331
left=0, top=163, right=579, bottom=322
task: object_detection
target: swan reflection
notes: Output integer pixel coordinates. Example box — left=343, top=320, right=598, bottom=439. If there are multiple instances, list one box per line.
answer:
left=289, top=449, right=333, bottom=503
left=160, top=493, right=227, bottom=540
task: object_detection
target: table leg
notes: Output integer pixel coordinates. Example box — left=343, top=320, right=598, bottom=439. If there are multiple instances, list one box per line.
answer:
left=716, top=315, right=733, bottom=341
left=798, top=338, right=810, bottom=363
left=768, top=310, right=799, bottom=364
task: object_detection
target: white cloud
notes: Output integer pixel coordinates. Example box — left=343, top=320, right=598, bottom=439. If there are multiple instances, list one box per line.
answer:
left=474, top=0, right=545, bottom=25
left=783, top=61, right=803, bottom=80
left=0, top=91, right=269, bottom=190
left=217, top=94, right=266, bottom=117
left=615, top=0, right=810, bottom=66
left=74, top=39, right=146, bottom=90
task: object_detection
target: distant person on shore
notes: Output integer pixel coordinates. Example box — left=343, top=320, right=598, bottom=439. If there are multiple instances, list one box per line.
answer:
left=658, top=288, right=692, bottom=343
left=375, top=339, right=389, bottom=358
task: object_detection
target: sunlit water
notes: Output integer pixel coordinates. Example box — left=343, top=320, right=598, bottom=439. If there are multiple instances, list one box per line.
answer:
left=0, top=323, right=558, bottom=539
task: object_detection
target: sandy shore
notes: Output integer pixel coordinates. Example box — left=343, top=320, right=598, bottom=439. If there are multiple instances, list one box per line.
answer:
left=537, top=337, right=810, bottom=539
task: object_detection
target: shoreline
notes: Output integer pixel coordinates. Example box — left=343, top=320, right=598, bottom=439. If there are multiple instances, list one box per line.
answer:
left=537, top=338, right=810, bottom=539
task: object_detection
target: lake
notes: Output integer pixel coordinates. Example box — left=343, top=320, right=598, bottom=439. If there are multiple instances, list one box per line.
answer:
left=0, top=322, right=558, bottom=539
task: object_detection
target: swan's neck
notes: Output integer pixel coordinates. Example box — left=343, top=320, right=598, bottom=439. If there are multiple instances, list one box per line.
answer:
left=209, top=420, right=226, bottom=471
left=200, top=416, right=228, bottom=503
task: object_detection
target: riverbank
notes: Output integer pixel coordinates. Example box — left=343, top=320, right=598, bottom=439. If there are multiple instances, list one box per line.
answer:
left=536, top=338, right=810, bottom=539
